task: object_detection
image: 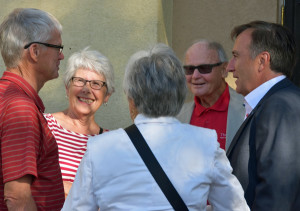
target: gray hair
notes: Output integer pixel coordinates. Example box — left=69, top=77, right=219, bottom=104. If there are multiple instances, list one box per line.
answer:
left=188, top=39, right=228, bottom=62
left=123, top=43, right=187, bottom=117
left=64, top=47, right=115, bottom=95
left=0, top=8, right=62, bottom=68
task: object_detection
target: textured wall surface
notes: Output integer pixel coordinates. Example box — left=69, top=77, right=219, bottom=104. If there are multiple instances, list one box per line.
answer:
left=0, top=0, right=173, bottom=130
left=173, top=0, right=278, bottom=92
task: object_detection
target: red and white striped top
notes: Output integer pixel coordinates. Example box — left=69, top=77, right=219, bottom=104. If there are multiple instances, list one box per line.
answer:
left=44, top=113, right=107, bottom=182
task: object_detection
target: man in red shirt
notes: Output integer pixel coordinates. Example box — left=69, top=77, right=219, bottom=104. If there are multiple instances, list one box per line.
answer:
left=177, top=40, right=244, bottom=151
left=0, top=8, right=65, bottom=210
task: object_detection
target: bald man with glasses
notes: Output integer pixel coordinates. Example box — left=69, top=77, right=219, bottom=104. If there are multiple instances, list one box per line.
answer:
left=177, top=40, right=245, bottom=151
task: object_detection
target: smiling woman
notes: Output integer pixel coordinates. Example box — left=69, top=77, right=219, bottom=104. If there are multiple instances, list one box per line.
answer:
left=43, top=47, right=115, bottom=198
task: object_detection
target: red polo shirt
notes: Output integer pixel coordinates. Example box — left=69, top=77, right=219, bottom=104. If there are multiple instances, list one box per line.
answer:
left=0, top=71, right=64, bottom=210
left=190, top=84, right=230, bottom=149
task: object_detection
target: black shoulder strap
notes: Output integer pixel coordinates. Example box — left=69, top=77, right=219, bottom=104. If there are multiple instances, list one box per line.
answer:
left=124, top=124, right=189, bottom=211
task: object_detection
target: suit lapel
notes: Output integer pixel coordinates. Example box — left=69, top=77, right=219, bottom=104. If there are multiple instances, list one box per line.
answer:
left=226, top=78, right=292, bottom=156
left=226, top=87, right=245, bottom=151
left=177, top=101, right=194, bottom=123
left=226, top=112, right=253, bottom=155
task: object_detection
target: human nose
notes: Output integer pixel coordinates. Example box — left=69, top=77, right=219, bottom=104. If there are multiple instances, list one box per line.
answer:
left=226, top=58, right=235, bottom=72
left=59, top=52, right=64, bottom=60
left=81, top=81, right=93, bottom=91
left=192, top=67, right=202, bottom=78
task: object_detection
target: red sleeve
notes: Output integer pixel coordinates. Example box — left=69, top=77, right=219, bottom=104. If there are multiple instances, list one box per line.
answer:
left=1, top=97, right=40, bottom=183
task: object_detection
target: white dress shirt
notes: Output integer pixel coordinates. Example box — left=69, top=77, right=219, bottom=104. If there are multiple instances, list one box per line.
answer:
left=62, top=114, right=249, bottom=211
left=244, top=75, right=286, bottom=119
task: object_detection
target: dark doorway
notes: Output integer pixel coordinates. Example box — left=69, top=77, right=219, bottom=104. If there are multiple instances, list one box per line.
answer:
left=284, top=0, right=300, bottom=86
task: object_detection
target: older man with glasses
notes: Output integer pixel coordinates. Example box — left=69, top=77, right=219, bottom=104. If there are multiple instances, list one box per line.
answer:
left=177, top=40, right=245, bottom=152
left=0, top=8, right=64, bottom=210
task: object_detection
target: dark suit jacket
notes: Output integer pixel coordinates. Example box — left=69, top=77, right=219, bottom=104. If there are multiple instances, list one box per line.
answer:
left=227, top=78, right=300, bottom=211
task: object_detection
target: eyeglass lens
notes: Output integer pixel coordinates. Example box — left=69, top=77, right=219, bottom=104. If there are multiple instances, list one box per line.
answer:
left=72, top=77, right=106, bottom=90
left=183, top=62, right=222, bottom=75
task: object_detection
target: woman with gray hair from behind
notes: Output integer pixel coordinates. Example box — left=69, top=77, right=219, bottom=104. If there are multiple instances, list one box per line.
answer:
left=62, top=44, right=249, bottom=210
left=44, top=47, right=114, bottom=198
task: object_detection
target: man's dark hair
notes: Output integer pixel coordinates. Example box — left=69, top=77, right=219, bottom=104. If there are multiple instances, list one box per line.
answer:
left=231, top=20, right=297, bottom=78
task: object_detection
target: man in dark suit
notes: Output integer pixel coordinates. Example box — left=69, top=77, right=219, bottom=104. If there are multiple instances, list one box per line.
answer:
left=226, top=20, right=300, bottom=210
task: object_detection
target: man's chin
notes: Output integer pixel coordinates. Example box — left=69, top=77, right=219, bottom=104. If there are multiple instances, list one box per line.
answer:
left=235, top=87, right=246, bottom=96
left=49, top=72, right=59, bottom=81
left=191, top=89, right=206, bottom=97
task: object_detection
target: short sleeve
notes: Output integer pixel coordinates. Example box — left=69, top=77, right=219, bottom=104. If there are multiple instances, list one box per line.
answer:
left=1, top=97, right=40, bottom=182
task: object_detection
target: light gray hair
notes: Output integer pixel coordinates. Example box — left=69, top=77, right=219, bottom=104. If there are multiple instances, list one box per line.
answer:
left=0, top=8, right=62, bottom=68
left=64, top=47, right=115, bottom=95
left=188, top=39, right=228, bottom=62
left=123, top=43, right=187, bottom=117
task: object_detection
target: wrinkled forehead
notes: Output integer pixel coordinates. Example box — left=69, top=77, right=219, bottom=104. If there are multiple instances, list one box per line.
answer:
left=185, top=45, right=219, bottom=65
left=46, top=29, right=63, bottom=44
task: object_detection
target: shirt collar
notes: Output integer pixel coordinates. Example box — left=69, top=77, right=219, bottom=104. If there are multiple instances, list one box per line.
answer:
left=1, top=71, right=45, bottom=112
left=244, top=75, right=286, bottom=114
left=194, top=84, right=230, bottom=116
left=134, top=114, right=180, bottom=125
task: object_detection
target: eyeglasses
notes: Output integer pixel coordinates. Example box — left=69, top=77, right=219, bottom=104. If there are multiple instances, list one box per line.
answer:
left=24, top=42, right=64, bottom=53
left=71, top=77, right=107, bottom=90
left=183, top=62, right=223, bottom=75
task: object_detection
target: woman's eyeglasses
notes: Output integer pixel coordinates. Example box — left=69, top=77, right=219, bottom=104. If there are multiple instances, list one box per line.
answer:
left=71, top=77, right=107, bottom=90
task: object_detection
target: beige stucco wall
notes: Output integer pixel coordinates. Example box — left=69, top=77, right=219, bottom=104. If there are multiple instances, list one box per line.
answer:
left=0, top=0, right=173, bottom=130
left=0, top=0, right=279, bottom=130
left=173, top=0, right=279, bottom=93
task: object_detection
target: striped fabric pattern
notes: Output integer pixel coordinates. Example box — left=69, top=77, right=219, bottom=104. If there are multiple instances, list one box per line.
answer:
left=0, top=72, right=64, bottom=210
left=44, top=114, right=106, bottom=183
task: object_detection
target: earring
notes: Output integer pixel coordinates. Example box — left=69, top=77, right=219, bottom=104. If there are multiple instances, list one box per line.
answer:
left=104, top=102, right=107, bottom=106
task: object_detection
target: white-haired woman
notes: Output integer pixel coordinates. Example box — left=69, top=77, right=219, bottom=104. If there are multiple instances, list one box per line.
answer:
left=62, top=44, right=249, bottom=210
left=44, top=47, right=114, bottom=197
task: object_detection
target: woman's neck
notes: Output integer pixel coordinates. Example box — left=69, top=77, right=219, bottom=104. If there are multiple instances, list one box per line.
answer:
left=53, top=110, right=100, bottom=135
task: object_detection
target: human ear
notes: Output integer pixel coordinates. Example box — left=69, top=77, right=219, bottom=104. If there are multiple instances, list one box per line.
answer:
left=221, top=62, right=228, bottom=78
left=258, top=52, right=271, bottom=72
left=104, top=93, right=112, bottom=104
left=28, top=44, right=40, bottom=62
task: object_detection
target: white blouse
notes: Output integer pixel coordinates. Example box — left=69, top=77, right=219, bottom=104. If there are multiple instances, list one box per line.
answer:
left=63, top=114, right=249, bottom=211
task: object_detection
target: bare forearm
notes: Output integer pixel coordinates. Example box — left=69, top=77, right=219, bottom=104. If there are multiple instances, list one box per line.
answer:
left=63, top=181, right=73, bottom=199
left=4, top=175, right=37, bottom=211
left=5, top=195, right=37, bottom=211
